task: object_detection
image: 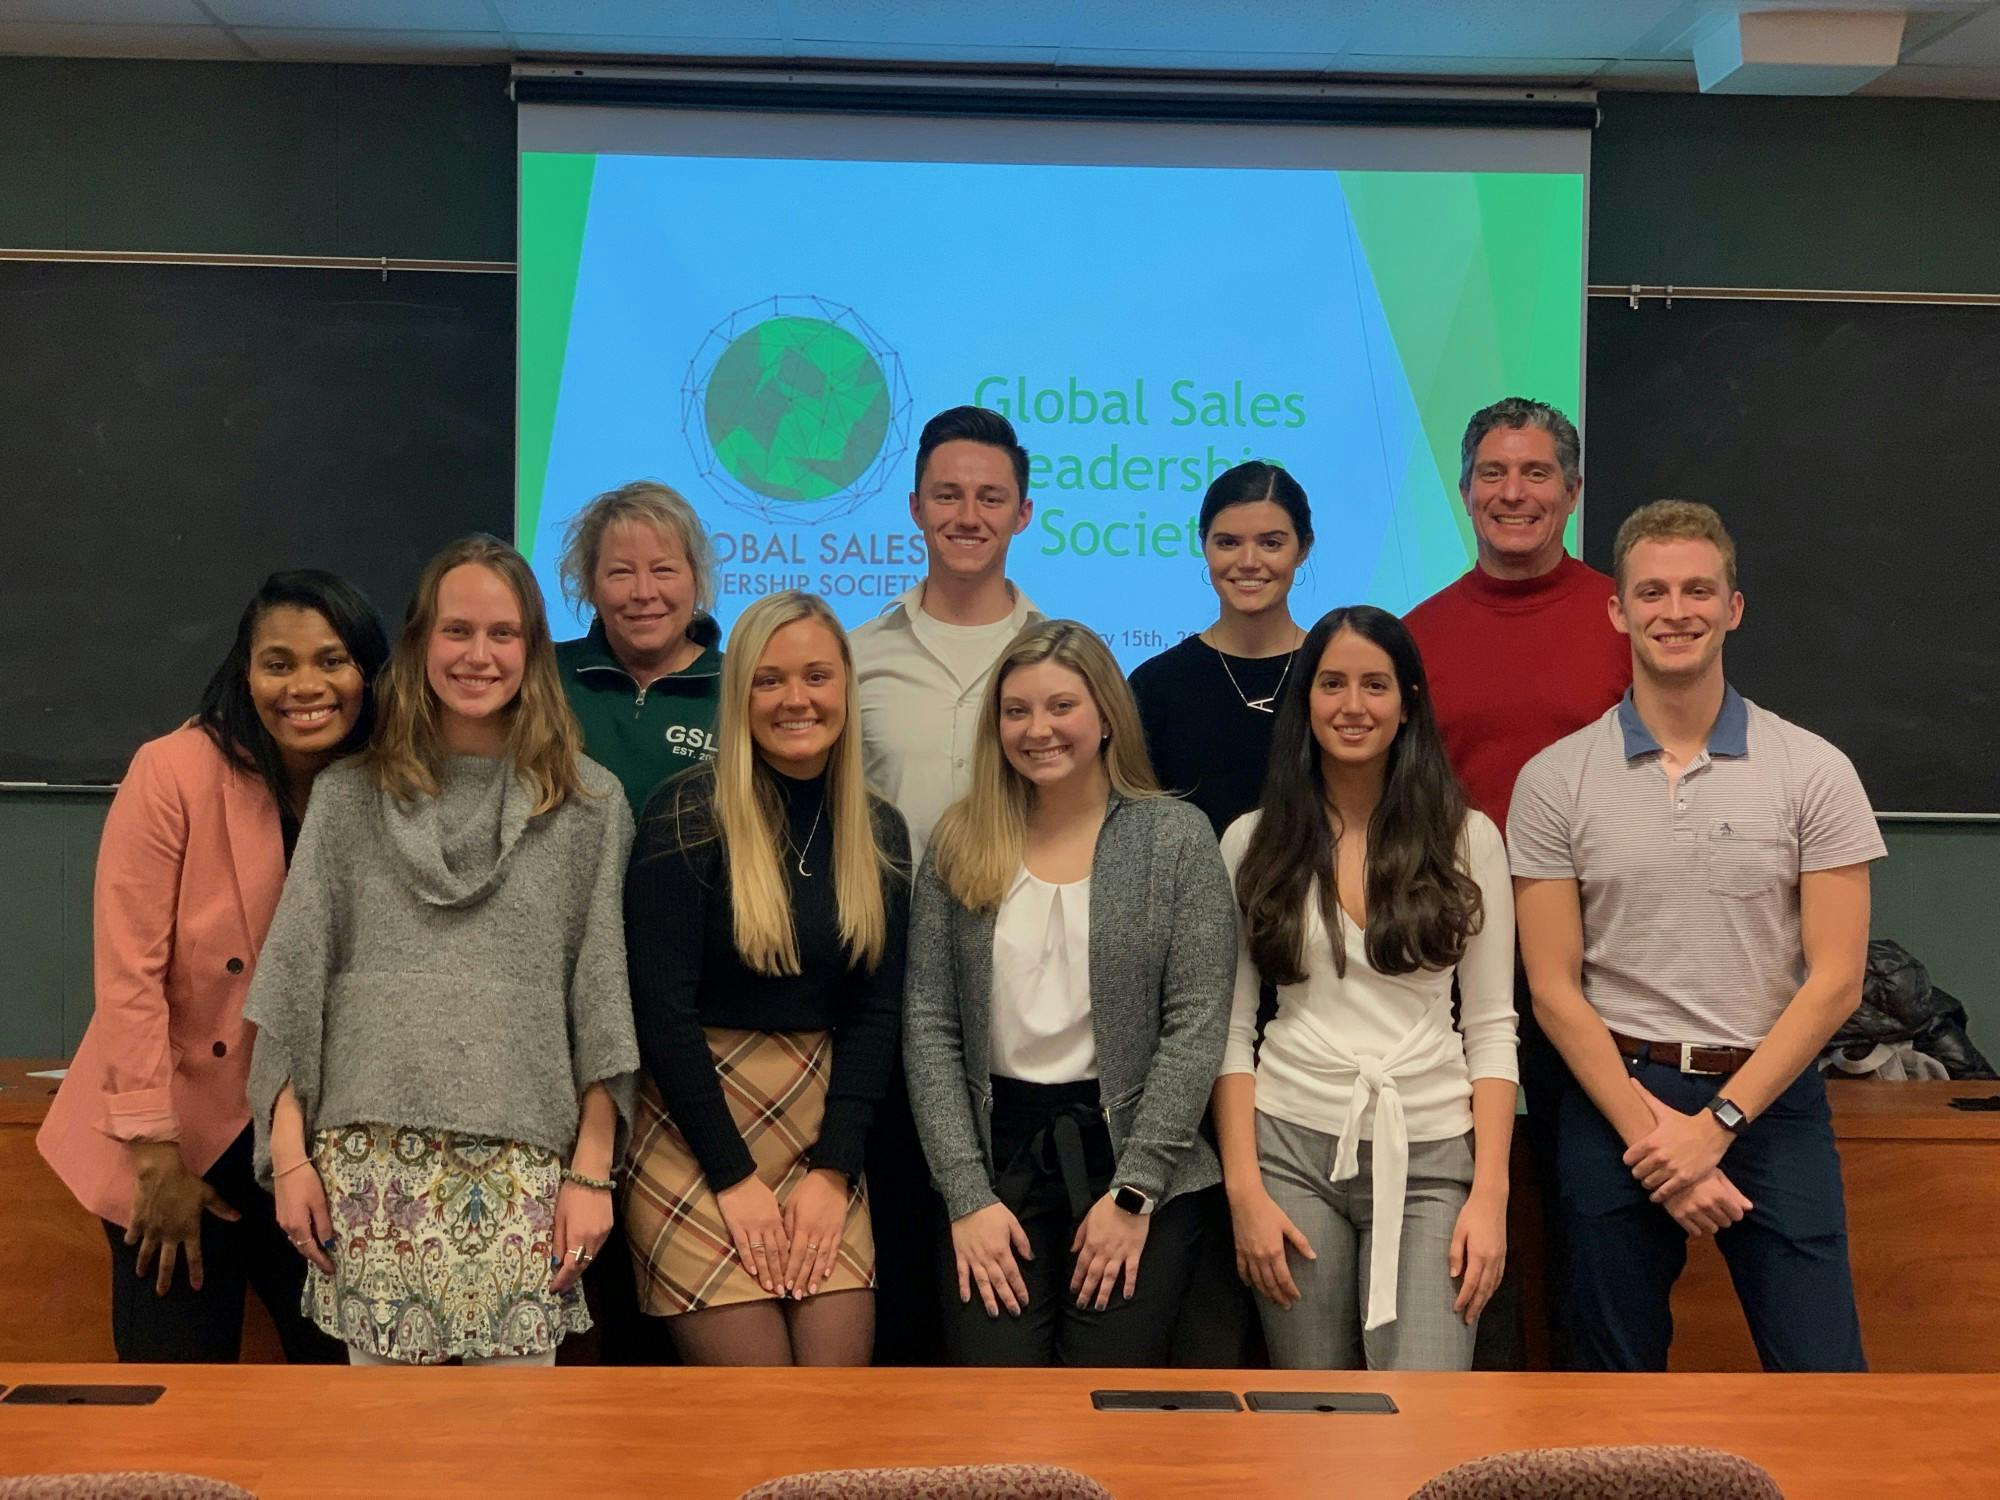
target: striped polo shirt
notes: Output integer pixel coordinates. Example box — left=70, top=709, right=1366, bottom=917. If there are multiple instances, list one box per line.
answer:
left=1508, top=685, right=1886, bottom=1049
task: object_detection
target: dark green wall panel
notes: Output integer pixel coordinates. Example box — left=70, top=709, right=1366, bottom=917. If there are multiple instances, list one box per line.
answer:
left=0, top=58, right=511, bottom=259
left=1593, top=93, right=2000, bottom=294
left=62, top=61, right=341, bottom=255
left=0, top=796, right=104, bottom=1057
left=332, top=64, right=514, bottom=261
left=0, top=58, right=68, bottom=248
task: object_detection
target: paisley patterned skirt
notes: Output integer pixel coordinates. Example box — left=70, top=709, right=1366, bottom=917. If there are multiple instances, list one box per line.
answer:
left=306, top=1123, right=591, bottom=1364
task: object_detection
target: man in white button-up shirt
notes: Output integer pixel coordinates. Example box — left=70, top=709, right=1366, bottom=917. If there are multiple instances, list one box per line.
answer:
left=851, top=404, right=1041, bottom=1364
left=851, top=406, right=1043, bottom=860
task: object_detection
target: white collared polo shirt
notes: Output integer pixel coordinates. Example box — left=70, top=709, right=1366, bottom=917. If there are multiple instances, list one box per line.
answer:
left=1508, top=686, right=1886, bottom=1049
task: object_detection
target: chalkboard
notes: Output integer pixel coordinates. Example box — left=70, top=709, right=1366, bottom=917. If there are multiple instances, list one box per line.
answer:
left=1583, top=296, right=2000, bottom=815
left=0, top=259, right=513, bottom=782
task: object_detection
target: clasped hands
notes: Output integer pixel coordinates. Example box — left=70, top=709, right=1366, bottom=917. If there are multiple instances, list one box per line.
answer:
left=1622, top=1079, right=1753, bottom=1238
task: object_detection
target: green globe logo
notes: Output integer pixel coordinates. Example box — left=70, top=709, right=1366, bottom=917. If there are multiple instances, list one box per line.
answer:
left=684, top=297, right=909, bottom=523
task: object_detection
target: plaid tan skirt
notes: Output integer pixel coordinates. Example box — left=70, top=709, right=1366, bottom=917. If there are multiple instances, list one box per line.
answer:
left=623, top=1026, right=874, bottom=1316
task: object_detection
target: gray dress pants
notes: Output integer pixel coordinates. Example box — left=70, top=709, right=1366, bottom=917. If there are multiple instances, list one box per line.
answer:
left=1252, top=1110, right=1478, bottom=1372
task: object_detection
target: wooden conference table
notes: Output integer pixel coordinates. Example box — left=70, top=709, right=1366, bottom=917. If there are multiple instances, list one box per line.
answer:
left=2, top=1364, right=1997, bottom=1498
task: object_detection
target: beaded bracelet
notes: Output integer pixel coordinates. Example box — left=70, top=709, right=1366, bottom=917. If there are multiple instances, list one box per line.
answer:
left=562, top=1166, right=616, bottom=1192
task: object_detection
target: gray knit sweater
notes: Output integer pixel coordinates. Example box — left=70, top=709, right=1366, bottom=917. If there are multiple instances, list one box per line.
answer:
left=903, top=793, right=1236, bottom=1222
left=244, top=753, right=640, bottom=1185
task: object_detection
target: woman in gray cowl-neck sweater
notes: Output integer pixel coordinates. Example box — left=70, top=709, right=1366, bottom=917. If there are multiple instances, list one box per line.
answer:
left=904, top=620, right=1236, bottom=1367
left=245, top=536, right=640, bottom=1368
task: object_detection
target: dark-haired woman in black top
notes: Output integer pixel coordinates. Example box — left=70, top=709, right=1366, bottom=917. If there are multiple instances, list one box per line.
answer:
left=1127, top=461, right=1314, bottom=1366
left=1128, top=461, right=1316, bottom=837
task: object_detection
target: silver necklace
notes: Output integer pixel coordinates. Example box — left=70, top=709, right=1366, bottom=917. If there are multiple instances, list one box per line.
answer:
left=788, top=798, right=826, bottom=877
left=1212, top=633, right=1300, bottom=714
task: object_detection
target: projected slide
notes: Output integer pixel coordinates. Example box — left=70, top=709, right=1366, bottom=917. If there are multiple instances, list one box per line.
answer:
left=520, top=151, right=1582, bottom=664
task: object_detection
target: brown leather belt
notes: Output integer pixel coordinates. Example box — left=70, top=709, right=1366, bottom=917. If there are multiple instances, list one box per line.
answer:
left=1609, top=1030, right=1753, bottom=1077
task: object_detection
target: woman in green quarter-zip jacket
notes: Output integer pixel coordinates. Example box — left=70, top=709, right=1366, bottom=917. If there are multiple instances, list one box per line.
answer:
left=555, top=481, right=725, bottom=820
left=553, top=480, right=725, bottom=1365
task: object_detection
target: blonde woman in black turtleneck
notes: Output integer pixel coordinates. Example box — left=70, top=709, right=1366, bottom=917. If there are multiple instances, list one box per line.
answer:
left=623, top=590, right=910, bottom=1366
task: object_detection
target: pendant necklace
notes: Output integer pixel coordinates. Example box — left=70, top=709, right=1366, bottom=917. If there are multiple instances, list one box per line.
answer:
left=1212, top=630, right=1302, bottom=714
left=789, top=798, right=826, bottom=878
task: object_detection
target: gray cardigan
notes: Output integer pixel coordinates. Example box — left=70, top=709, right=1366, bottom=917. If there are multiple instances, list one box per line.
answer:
left=903, top=793, right=1236, bottom=1221
left=244, top=754, right=640, bottom=1186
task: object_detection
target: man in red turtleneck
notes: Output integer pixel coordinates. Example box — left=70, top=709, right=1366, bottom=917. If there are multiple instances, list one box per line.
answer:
left=1406, top=397, right=1630, bottom=832
left=1404, top=396, right=1628, bottom=1370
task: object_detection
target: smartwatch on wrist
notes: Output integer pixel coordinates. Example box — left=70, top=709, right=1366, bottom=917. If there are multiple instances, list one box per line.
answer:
left=1112, top=1184, right=1156, bottom=1217
left=1704, top=1095, right=1748, bottom=1133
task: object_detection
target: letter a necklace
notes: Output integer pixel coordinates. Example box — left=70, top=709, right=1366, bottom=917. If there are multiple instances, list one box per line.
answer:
left=1215, top=642, right=1297, bottom=714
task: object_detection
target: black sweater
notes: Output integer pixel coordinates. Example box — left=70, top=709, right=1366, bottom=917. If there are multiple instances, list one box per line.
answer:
left=624, top=765, right=911, bottom=1191
left=1128, top=634, right=1294, bottom=838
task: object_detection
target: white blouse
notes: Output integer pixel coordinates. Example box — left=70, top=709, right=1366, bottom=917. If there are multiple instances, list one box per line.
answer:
left=1219, top=809, right=1519, bottom=1332
left=990, top=866, right=1097, bottom=1083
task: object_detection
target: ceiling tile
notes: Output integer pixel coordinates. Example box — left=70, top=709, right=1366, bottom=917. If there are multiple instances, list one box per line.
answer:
left=1062, top=0, right=1357, bottom=54
left=0, top=0, right=209, bottom=20
left=233, top=27, right=508, bottom=62
left=1342, top=0, right=1688, bottom=60
left=786, top=0, right=1077, bottom=49
left=788, top=38, right=1063, bottom=64
left=0, top=20, right=243, bottom=57
left=1333, top=53, right=1605, bottom=80
left=511, top=33, right=786, bottom=56
left=206, top=0, right=496, bottom=28
left=495, top=0, right=782, bottom=39
left=1056, top=46, right=1341, bottom=72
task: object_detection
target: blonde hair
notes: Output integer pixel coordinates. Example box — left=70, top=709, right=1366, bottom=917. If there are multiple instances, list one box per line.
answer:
left=369, top=534, right=589, bottom=816
left=707, top=591, right=892, bottom=976
left=931, top=619, right=1161, bottom=913
left=1613, top=499, right=1739, bottom=594
left=557, top=480, right=717, bottom=623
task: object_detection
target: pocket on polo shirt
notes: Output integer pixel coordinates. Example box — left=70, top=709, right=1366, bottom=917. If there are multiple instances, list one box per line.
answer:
left=1705, top=818, right=1787, bottom=898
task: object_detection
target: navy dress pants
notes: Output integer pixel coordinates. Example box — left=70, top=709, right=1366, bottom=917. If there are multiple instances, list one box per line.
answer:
left=1558, top=1058, right=1865, bottom=1373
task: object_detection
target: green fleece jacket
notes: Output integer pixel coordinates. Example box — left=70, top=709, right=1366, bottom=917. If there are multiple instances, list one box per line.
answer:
left=556, top=616, right=723, bottom=818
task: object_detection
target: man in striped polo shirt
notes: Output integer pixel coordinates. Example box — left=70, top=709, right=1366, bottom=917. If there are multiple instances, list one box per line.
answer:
left=1509, top=500, right=1883, bottom=1372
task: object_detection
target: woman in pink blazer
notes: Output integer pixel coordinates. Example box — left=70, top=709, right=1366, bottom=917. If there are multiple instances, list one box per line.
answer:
left=38, top=571, right=388, bottom=1362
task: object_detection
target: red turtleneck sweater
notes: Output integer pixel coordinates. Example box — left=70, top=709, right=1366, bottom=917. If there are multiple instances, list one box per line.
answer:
left=1404, top=553, right=1632, bottom=834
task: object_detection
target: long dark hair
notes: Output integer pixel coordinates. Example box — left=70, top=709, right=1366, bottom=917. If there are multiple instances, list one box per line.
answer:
left=1234, top=605, right=1482, bottom=985
left=195, top=570, right=390, bottom=808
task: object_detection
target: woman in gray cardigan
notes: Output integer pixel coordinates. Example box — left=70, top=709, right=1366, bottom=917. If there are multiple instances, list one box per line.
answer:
left=903, top=619, right=1236, bottom=1366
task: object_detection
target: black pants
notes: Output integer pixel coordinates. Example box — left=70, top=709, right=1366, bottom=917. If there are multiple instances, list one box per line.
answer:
left=102, top=1126, right=344, bottom=1364
left=1513, top=975, right=1577, bottom=1370
left=1561, top=1060, right=1865, bottom=1373
left=868, top=1064, right=948, bottom=1365
left=942, top=1077, right=1200, bottom=1368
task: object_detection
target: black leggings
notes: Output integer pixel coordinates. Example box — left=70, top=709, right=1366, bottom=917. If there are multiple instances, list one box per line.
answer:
left=103, top=1127, right=344, bottom=1364
left=941, top=1077, right=1200, bottom=1367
